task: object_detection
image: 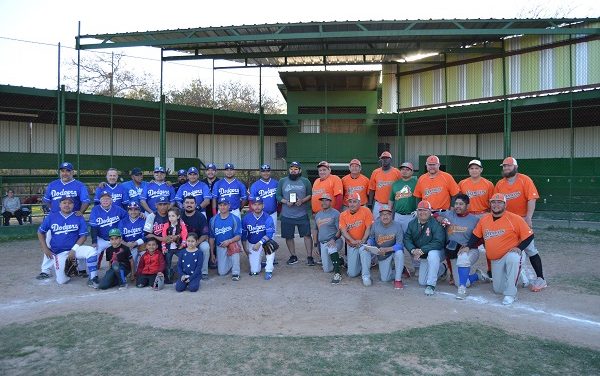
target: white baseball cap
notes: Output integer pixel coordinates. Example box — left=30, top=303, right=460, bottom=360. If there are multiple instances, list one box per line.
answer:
left=468, top=159, right=482, bottom=167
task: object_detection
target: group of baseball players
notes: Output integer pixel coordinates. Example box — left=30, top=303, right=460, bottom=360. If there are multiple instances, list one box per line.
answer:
left=35, top=152, right=546, bottom=304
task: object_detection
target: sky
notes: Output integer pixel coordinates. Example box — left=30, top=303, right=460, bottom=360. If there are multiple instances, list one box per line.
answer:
left=0, top=0, right=598, bottom=98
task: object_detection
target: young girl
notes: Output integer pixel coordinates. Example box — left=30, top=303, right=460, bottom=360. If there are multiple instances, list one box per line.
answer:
left=176, top=232, right=204, bottom=292
left=162, top=207, right=188, bottom=283
left=135, top=238, right=165, bottom=290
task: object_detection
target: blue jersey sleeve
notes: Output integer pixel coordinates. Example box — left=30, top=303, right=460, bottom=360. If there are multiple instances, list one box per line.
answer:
left=38, top=215, right=51, bottom=234
left=169, top=186, right=176, bottom=203
left=79, top=182, right=90, bottom=203
left=141, top=185, right=149, bottom=201
left=238, top=181, right=248, bottom=200
left=175, top=185, right=185, bottom=203
left=201, top=182, right=212, bottom=200
left=241, top=216, right=250, bottom=241
left=209, top=216, right=216, bottom=239
left=88, top=208, right=98, bottom=228
left=265, top=215, right=275, bottom=240
left=78, top=216, right=89, bottom=236
left=94, top=187, right=102, bottom=204
left=233, top=215, right=242, bottom=237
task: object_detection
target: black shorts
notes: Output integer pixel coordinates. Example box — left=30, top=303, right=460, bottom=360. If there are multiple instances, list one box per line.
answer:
left=280, top=215, right=311, bottom=239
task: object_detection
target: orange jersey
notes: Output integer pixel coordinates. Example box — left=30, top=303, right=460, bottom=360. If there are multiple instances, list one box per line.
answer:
left=342, top=174, right=370, bottom=207
left=458, top=177, right=495, bottom=214
left=339, top=206, right=373, bottom=240
left=414, top=171, right=460, bottom=210
left=494, top=174, right=539, bottom=217
left=368, top=167, right=402, bottom=203
left=311, top=175, right=343, bottom=213
left=473, top=211, right=533, bottom=260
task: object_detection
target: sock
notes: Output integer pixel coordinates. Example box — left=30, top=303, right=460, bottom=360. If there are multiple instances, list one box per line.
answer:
left=330, top=252, right=340, bottom=274
left=487, top=258, right=492, bottom=273
left=87, top=256, right=98, bottom=279
left=529, top=254, right=544, bottom=279
left=446, top=257, right=454, bottom=281
left=457, top=266, right=470, bottom=287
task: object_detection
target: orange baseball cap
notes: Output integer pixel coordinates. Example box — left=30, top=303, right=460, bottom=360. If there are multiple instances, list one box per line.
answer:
left=426, top=155, right=440, bottom=164
left=379, top=151, right=392, bottom=159
left=490, top=193, right=507, bottom=203
left=417, top=200, right=432, bottom=210
left=349, top=159, right=361, bottom=167
left=347, top=192, right=361, bottom=202
left=501, top=157, right=518, bottom=166
left=379, top=204, right=393, bottom=213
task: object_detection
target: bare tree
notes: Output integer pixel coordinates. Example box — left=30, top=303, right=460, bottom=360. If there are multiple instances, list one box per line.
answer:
left=516, top=3, right=576, bottom=18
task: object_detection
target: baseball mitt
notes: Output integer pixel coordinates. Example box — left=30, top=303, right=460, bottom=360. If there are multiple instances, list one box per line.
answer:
left=226, top=241, right=242, bottom=256
left=64, top=256, right=78, bottom=277
left=262, top=239, right=279, bottom=255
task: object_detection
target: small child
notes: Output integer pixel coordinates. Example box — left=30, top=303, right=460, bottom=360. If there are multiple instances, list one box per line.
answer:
left=162, top=207, right=188, bottom=283
left=99, top=228, right=134, bottom=290
left=136, top=238, right=165, bottom=290
left=176, top=232, right=204, bottom=292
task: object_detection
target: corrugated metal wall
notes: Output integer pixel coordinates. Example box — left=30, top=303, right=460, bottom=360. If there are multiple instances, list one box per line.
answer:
left=197, top=134, right=286, bottom=170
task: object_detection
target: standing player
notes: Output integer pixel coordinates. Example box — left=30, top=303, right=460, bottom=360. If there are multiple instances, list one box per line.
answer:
left=313, top=194, right=343, bottom=282
left=123, top=168, right=147, bottom=205
left=43, top=162, right=90, bottom=215
left=458, top=160, right=494, bottom=216
left=389, top=162, right=418, bottom=232
left=276, top=161, right=314, bottom=266
left=175, top=167, right=211, bottom=214
left=212, top=163, right=247, bottom=219
left=494, top=157, right=546, bottom=292
left=202, top=163, right=220, bottom=269
left=242, top=196, right=276, bottom=279
left=403, top=200, right=447, bottom=296
left=367, top=204, right=405, bottom=289
left=118, top=201, right=146, bottom=271
left=249, top=164, right=279, bottom=226
left=180, top=196, right=211, bottom=280
left=414, top=155, right=460, bottom=211
left=89, top=191, right=128, bottom=272
left=368, top=151, right=401, bottom=219
left=311, top=161, right=343, bottom=214
left=339, top=193, right=374, bottom=286
left=466, top=193, right=534, bottom=305
left=140, top=166, right=175, bottom=214
left=36, top=196, right=98, bottom=285
left=94, top=168, right=128, bottom=208
left=172, top=169, right=188, bottom=191
left=209, top=197, right=243, bottom=281
left=341, top=159, right=370, bottom=211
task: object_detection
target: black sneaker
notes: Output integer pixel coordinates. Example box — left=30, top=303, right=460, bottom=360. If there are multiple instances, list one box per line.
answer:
left=36, top=272, right=50, bottom=280
left=307, top=257, right=315, bottom=266
left=87, top=276, right=99, bottom=289
left=232, top=274, right=240, bottom=281
left=286, top=255, right=298, bottom=265
left=249, top=272, right=259, bottom=276
left=208, top=260, right=217, bottom=270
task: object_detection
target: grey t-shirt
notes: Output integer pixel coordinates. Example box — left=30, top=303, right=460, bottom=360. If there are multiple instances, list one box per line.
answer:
left=314, top=208, right=340, bottom=242
left=369, top=218, right=403, bottom=260
left=277, top=176, right=312, bottom=219
left=439, top=211, right=480, bottom=247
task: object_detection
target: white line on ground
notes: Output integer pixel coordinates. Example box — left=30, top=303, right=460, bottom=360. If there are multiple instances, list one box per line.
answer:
left=437, top=291, right=600, bottom=328
left=0, top=290, right=120, bottom=311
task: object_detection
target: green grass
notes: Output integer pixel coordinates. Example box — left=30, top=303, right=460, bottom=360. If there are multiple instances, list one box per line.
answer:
left=0, top=225, right=38, bottom=243
left=0, top=314, right=598, bottom=376
left=551, top=276, right=600, bottom=296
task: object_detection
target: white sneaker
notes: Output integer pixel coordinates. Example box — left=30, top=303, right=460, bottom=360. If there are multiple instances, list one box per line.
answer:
left=476, top=268, right=492, bottom=283
left=502, top=295, right=516, bottom=305
left=331, top=273, right=342, bottom=284
left=362, top=277, right=372, bottom=287
left=519, top=269, right=530, bottom=288
left=424, top=286, right=435, bottom=296
left=530, top=277, right=547, bottom=292
left=456, top=285, right=467, bottom=300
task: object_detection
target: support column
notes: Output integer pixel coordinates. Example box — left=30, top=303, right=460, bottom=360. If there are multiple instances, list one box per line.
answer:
left=502, top=42, right=511, bottom=157
left=259, top=66, right=264, bottom=165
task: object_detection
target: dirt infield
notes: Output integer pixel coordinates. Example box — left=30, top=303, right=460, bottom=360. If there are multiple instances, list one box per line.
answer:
left=1, top=227, right=599, bottom=350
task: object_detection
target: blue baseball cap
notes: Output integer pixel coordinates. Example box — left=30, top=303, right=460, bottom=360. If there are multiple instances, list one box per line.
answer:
left=217, top=197, right=230, bottom=205
left=251, top=196, right=263, bottom=203
left=127, top=202, right=140, bottom=209
left=99, top=190, right=111, bottom=198
left=154, top=166, right=166, bottom=173
left=206, top=163, right=217, bottom=171
left=59, top=162, right=73, bottom=171
left=59, top=195, right=74, bottom=202
left=260, top=164, right=271, bottom=171
left=224, top=163, right=235, bottom=170
left=187, top=167, right=199, bottom=174
left=130, top=167, right=142, bottom=176
left=290, top=161, right=301, bottom=168
left=156, top=196, right=170, bottom=204
left=177, top=169, right=187, bottom=176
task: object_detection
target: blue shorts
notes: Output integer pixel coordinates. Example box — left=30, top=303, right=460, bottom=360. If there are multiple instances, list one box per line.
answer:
left=280, top=215, right=311, bottom=239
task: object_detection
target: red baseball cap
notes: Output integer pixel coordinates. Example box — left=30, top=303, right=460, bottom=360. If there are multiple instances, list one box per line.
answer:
left=417, top=200, right=432, bottom=210
left=490, top=193, right=507, bottom=203
left=349, top=159, right=361, bottom=167
left=347, top=192, right=361, bottom=202
left=426, top=155, right=440, bottom=164
left=317, top=161, right=331, bottom=169
left=319, top=193, right=333, bottom=201
left=400, top=162, right=414, bottom=170
left=379, top=204, right=393, bottom=213
left=501, top=157, right=518, bottom=166
left=379, top=151, right=392, bottom=159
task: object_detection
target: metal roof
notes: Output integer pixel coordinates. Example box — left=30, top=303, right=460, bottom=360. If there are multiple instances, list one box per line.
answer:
left=78, top=18, right=600, bottom=67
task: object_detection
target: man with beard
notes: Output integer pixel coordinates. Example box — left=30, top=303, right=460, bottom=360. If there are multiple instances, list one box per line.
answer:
left=123, top=168, right=147, bottom=205
left=173, top=169, right=188, bottom=191
left=181, top=195, right=211, bottom=280
left=43, top=162, right=90, bottom=215
left=202, top=163, right=220, bottom=269
left=339, top=193, right=374, bottom=286
left=494, top=157, right=546, bottom=292
left=94, top=168, right=129, bottom=209
left=368, top=151, right=401, bottom=220
left=414, top=155, right=460, bottom=211
left=175, top=167, right=211, bottom=215
left=276, top=161, right=314, bottom=266
left=313, top=194, right=343, bottom=282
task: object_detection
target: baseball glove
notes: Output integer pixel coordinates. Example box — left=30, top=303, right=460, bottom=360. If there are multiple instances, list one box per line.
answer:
left=262, top=239, right=279, bottom=255
left=226, top=241, right=242, bottom=256
left=64, top=256, right=78, bottom=277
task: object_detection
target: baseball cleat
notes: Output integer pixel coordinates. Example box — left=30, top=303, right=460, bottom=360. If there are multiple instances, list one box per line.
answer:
left=456, top=285, right=467, bottom=300
left=331, top=273, right=342, bottom=284
left=476, top=268, right=492, bottom=283
left=231, top=274, right=240, bottom=281
left=201, top=274, right=209, bottom=281
left=502, top=295, right=516, bottom=305
left=286, top=255, right=298, bottom=265
left=264, top=272, right=273, bottom=280
left=424, top=285, right=435, bottom=296
left=394, top=280, right=404, bottom=289
left=249, top=272, right=259, bottom=276
left=36, top=272, right=50, bottom=280
left=529, top=277, right=547, bottom=292
left=306, top=256, right=315, bottom=266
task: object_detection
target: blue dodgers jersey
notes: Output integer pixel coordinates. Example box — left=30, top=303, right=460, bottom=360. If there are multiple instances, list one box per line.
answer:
left=122, top=180, right=147, bottom=204
left=141, top=182, right=175, bottom=211
left=118, top=216, right=146, bottom=243
left=175, top=181, right=212, bottom=209
left=94, top=184, right=129, bottom=207
left=43, top=179, right=90, bottom=213
left=209, top=214, right=242, bottom=244
left=241, top=212, right=275, bottom=244
left=88, top=205, right=127, bottom=240
left=214, top=178, right=247, bottom=210
left=249, top=179, right=279, bottom=214
left=38, top=212, right=88, bottom=254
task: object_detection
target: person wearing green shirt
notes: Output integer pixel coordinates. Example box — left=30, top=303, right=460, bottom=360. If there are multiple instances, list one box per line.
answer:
left=389, top=162, right=418, bottom=232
